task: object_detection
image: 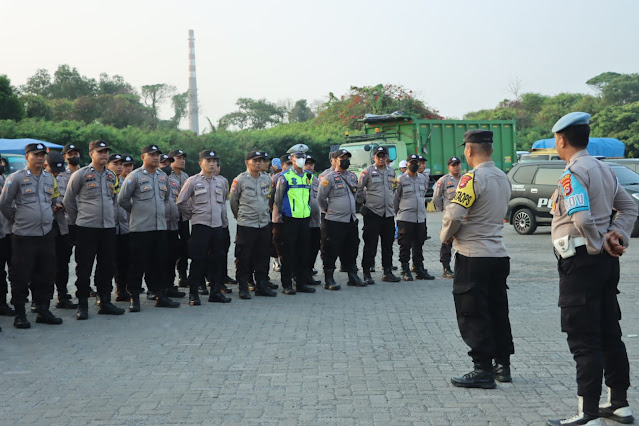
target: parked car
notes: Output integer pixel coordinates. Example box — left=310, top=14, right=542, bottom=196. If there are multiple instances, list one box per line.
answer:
left=505, top=160, right=639, bottom=237
left=1, top=153, right=27, bottom=174
left=603, top=158, right=639, bottom=173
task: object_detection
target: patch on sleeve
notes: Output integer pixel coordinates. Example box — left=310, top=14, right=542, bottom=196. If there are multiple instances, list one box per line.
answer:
left=4, top=178, right=13, bottom=187
left=322, top=179, right=329, bottom=187
left=230, top=179, right=238, bottom=193
left=560, top=170, right=589, bottom=215
left=451, top=172, right=476, bottom=209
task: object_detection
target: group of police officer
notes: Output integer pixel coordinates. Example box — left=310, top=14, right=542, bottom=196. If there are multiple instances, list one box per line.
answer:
left=0, top=111, right=635, bottom=425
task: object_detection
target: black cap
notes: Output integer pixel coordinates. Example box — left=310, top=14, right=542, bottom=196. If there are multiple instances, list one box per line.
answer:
left=200, top=150, right=218, bottom=160
left=461, top=129, right=493, bottom=146
left=168, top=149, right=186, bottom=158
left=305, top=154, right=317, bottom=163
left=47, top=151, right=66, bottom=172
left=141, top=145, right=162, bottom=155
left=280, top=154, right=292, bottom=164
left=25, top=143, right=48, bottom=154
left=331, top=149, right=351, bottom=159
left=89, top=140, right=109, bottom=152
left=160, top=154, right=174, bottom=163
left=62, top=143, right=80, bottom=154
left=246, top=151, right=266, bottom=161
left=448, top=156, right=461, bottom=165
left=122, top=155, right=134, bottom=165
left=108, top=153, right=124, bottom=163
left=373, top=146, right=388, bottom=156
left=407, top=154, right=420, bottom=163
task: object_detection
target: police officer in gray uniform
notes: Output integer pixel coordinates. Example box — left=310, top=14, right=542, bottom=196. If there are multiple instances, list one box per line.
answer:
left=356, top=146, right=401, bottom=284
left=107, top=153, right=131, bottom=302
left=64, top=140, right=125, bottom=319
left=230, top=151, right=278, bottom=299
left=433, top=156, right=462, bottom=278
left=394, top=154, right=435, bottom=281
left=317, top=149, right=365, bottom=290
left=0, top=156, right=16, bottom=319
left=118, top=144, right=180, bottom=311
left=440, top=130, right=513, bottom=390
left=546, top=113, right=637, bottom=426
left=177, top=150, right=234, bottom=305
left=168, top=149, right=191, bottom=288
left=304, top=155, right=322, bottom=285
left=0, top=143, right=63, bottom=328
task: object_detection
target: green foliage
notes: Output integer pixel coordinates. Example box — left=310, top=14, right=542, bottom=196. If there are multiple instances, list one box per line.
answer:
left=600, top=73, right=639, bottom=106
left=288, top=99, right=315, bottom=123
left=22, top=94, right=53, bottom=120
left=170, top=91, right=189, bottom=128
left=98, top=73, right=135, bottom=96
left=49, top=65, right=97, bottom=100
left=591, top=102, right=639, bottom=157
left=218, top=98, right=286, bottom=131
left=0, top=75, right=24, bottom=121
left=141, top=84, right=176, bottom=129
left=586, top=72, right=622, bottom=93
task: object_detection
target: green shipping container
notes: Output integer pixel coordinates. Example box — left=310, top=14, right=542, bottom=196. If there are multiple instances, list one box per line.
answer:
left=340, top=114, right=517, bottom=179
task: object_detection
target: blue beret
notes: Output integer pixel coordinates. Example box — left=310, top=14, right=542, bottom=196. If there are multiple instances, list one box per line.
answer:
left=552, top=112, right=591, bottom=133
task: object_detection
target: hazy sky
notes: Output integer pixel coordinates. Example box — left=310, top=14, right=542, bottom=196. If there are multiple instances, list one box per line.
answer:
left=2, top=0, right=638, bottom=132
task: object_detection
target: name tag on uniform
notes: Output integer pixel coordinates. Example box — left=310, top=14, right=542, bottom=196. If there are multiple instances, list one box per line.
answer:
left=87, top=182, right=98, bottom=189
left=195, top=187, right=207, bottom=195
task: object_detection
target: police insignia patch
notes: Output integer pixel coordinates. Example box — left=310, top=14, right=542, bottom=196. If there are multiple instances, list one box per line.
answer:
left=560, top=170, right=589, bottom=215
left=451, top=172, right=476, bottom=209
left=322, top=179, right=329, bottom=187
left=230, top=180, right=238, bottom=193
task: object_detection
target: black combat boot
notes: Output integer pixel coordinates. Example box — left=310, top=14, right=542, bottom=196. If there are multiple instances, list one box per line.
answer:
left=36, top=301, right=63, bottom=325
left=115, top=290, right=131, bottom=302
left=129, top=293, right=140, bottom=312
left=219, top=283, right=233, bottom=294
left=493, top=358, right=512, bottom=383
left=451, top=363, right=496, bottom=389
left=323, top=269, right=340, bottom=291
left=442, top=264, right=454, bottom=279
left=76, top=298, right=89, bottom=320
left=13, top=304, right=31, bottom=329
left=208, top=290, right=232, bottom=303
left=98, top=295, right=125, bottom=315
left=155, top=289, right=180, bottom=308
left=347, top=268, right=367, bottom=287
left=362, top=269, right=375, bottom=285
left=56, top=294, right=78, bottom=309
left=547, top=396, right=602, bottom=426
left=167, top=286, right=186, bottom=298
left=224, top=275, right=237, bottom=285
left=381, top=268, right=401, bottom=282
left=178, top=270, right=189, bottom=287
left=0, top=301, right=16, bottom=316
left=265, top=277, right=278, bottom=289
left=238, top=280, right=252, bottom=299
left=401, top=263, right=414, bottom=281
left=188, top=281, right=201, bottom=306
left=254, top=281, right=277, bottom=297
left=295, top=271, right=316, bottom=293
left=414, top=263, right=435, bottom=280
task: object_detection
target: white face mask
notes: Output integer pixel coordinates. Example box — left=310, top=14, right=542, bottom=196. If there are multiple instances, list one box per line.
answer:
left=295, top=158, right=306, bottom=168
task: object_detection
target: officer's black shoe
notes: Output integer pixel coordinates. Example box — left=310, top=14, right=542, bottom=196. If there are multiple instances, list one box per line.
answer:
left=0, top=302, right=16, bottom=316
left=129, top=294, right=141, bottom=312
left=167, top=286, right=186, bottom=298
left=31, top=301, right=38, bottom=313
left=189, top=291, right=201, bottom=306
left=208, top=291, right=232, bottom=303
left=442, top=266, right=454, bottom=279
left=115, top=291, right=131, bottom=302
left=599, top=403, right=634, bottom=424
left=56, top=296, right=78, bottom=309
left=323, top=270, right=341, bottom=291
left=36, top=302, right=63, bottom=325
left=255, top=282, right=277, bottom=297
left=450, top=367, right=496, bottom=389
left=98, top=300, right=125, bottom=315
left=369, top=266, right=376, bottom=273
left=76, top=298, right=89, bottom=320
left=295, top=284, right=316, bottom=293
left=239, top=289, right=252, bottom=299
left=155, top=292, right=180, bottom=308
left=347, top=271, right=367, bottom=287
left=220, top=283, right=233, bottom=294
left=197, top=284, right=209, bottom=296
left=282, top=286, right=296, bottom=295
left=61, top=292, right=72, bottom=300
left=401, top=263, right=413, bottom=281
left=224, top=275, right=237, bottom=285
left=415, top=269, right=436, bottom=280
left=546, top=413, right=601, bottom=426
left=308, top=276, right=321, bottom=285
left=89, top=288, right=97, bottom=298
left=13, top=304, right=31, bottom=329
left=392, top=265, right=398, bottom=271
left=493, top=362, right=512, bottom=383
left=312, top=268, right=318, bottom=275
left=363, top=271, right=375, bottom=285
left=178, top=271, right=189, bottom=287
left=146, top=291, right=156, bottom=300
left=266, top=281, right=279, bottom=290
left=382, top=269, right=401, bottom=282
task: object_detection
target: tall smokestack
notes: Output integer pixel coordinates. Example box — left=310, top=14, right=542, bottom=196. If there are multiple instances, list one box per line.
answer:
left=188, top=29, right=199, bottom=134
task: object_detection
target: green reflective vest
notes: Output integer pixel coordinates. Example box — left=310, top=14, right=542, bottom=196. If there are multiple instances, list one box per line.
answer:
left=282, top=170, right=312, bottom=219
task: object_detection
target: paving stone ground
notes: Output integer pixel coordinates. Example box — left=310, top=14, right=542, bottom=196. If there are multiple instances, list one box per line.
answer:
left=0, top=210, right=637, bottom=425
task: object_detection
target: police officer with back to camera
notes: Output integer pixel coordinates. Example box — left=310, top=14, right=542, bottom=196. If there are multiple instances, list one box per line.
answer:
left=440, top=129, right=514, bottom=390
left=229, top=151, right=278, bottom=300
left=433, top=156, right=462, bottom=278
left=167, top=149, right=191, bottom=288
left=356, top=146, right=401, bottom=284
left=118, top=144, right=180, bottom=311
left=64, top=140, right=125, bottom=319
left=177, top=150, right=233, bottom=306
left=0, top=155, right=16, bottom=322
left=0, top=143, right=63, bottom=328
left=394, top=154, right=435, bottom=281
left=546, top=113, right=637, bottom=426
left=274, top=144, right=316, bottom=295
left=317, top=149, right=366, bottom=290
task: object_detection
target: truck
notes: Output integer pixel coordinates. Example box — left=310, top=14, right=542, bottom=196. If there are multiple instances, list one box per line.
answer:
left=338, top=113, right=517, bottom=181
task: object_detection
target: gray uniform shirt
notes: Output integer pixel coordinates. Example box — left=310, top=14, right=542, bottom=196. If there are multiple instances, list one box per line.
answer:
left=165, top=173, right=180, bottom=231
left=53, top=174, right=69, bottom=236
left=551, top=150, right=637, bottom=254
left=58, top=168, right=75, bottom=224
left=64, top=165, right=116, bottom=229
left=0, top=167, right=56, bottom=236
left=356, top=165, right=396, bottom=218
left=229, top=172, right=271, bottom=229
left=440, top=161, right=510, bottom=257
left=177, top=173, right=228, bottom=229
left=393, top=172, right=427, bottom=223
left=318, top=167, right=334, bottom=214
left=270, top=171, right=283, bottom=223
left=0, top=176, right=13, bottom=238
left=317, top=170, right=358, bottom=223
left=170, top=170, right=189, bottom=222
left=433, top=173, right=461, bottom=211
left=309, top=176, right=320, bottom=228
left=117, top=167, right=169, bottom=232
